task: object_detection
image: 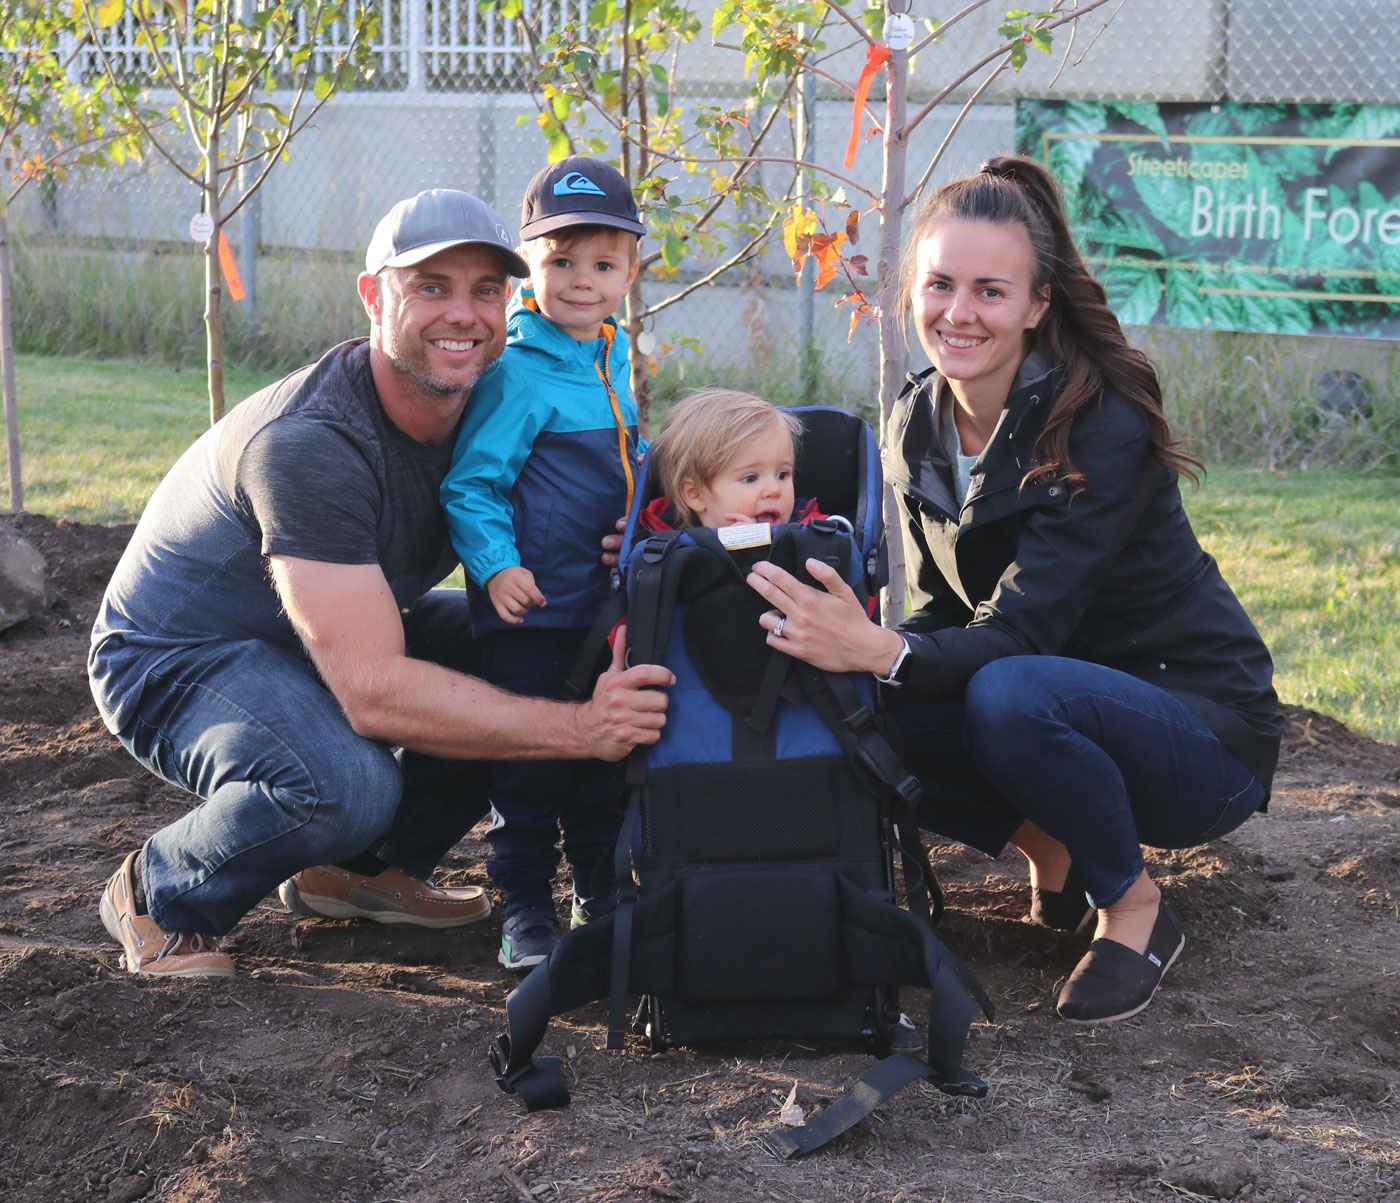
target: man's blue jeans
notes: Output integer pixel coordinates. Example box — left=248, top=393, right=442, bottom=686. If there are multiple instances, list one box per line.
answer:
left=888, top=656, right=1266, bottom=909
left=115, top=591, right=489, bottom=936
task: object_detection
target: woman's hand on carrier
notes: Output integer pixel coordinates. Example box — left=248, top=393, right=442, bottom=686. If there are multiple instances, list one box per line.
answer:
left=579, top=625, right=673, bottom=760
left=747, top=558, right=908, bottom=676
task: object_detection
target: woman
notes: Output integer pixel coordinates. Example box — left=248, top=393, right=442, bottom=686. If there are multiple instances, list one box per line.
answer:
left=747, top=155, right=1282, bottom=1025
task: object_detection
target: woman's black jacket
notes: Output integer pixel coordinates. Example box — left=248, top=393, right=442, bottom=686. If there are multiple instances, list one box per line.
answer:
left=882, top=353, right=1283, bottom=792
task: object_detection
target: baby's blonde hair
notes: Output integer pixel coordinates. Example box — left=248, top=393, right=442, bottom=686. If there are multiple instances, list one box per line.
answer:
left=648, top=388, right=803, bottom=526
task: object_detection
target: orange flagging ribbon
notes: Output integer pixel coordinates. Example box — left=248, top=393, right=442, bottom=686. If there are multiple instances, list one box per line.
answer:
left=845, top=44, right=891, bottom=168
left=217, top=228, right=245, bottom=302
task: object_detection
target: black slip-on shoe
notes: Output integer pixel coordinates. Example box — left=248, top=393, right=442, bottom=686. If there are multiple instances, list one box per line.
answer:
left=1056, top=899, right=1184, bottom=1024
left=1027, top=865, right=1095, bottom=932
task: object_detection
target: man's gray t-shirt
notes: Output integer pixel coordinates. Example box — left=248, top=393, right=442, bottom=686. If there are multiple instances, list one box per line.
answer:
left=89, top=339, right=460, bottom=733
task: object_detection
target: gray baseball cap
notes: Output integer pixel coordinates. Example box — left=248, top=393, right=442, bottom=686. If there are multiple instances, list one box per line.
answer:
left=365, top=189, right=530, bottom=277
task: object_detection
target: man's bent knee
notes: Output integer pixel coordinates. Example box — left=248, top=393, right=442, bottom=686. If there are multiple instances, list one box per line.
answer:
left=285, top=739, right=404, bottom=861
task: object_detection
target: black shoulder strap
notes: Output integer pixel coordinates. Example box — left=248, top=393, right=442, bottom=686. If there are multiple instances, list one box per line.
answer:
left=621, top=531, right=686, bottom=787
left=564, top=590, right=628, bottom=698
left=606, top=790, right=643, bottom=1049
left=791, top=664, right=945, bottom=923
left=607, top=533, right=687, bottom=1045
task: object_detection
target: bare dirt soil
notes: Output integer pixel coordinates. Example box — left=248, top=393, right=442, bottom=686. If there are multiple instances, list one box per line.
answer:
left=2, top=511, right=1397, bottom=1203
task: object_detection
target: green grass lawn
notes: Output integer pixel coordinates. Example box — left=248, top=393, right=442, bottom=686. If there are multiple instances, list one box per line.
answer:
left=5, top=353, right=1397, bottom=744
left=4, top=354, right=281, bottom=523
left=1181, top=467, right=1399, bottom=745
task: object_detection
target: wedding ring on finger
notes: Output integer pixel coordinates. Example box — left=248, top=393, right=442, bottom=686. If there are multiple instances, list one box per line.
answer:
left=773, top=615, right=787, bottom=639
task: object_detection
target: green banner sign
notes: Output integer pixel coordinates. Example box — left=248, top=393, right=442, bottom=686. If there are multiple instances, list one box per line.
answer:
left=1014, top=101, right=1400, bottom=338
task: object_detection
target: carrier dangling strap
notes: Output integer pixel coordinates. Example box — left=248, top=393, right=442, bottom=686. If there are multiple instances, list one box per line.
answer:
left=764, top=878, right=992, bottom=1159
left=489, top=914, right=619, bottom=1110
left=764, top=1051, right=979, bottom=1159
left=895, top=822, right=945, bottom=926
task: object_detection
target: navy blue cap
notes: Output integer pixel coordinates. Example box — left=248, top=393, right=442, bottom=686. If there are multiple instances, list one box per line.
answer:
left=519, top=156, right=645, bottom=241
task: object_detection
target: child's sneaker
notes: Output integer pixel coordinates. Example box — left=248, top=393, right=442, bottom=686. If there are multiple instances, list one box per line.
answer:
left=498, top=907, right=559, bottom=971
left=569, top=889, right=617, bottom=929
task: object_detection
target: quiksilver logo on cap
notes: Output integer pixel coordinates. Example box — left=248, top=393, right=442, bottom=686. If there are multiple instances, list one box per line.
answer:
left=554, top=172, right=605, bottom=197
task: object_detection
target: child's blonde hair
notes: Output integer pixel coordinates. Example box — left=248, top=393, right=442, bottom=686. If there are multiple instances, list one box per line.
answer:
left=648, top=388, right=803, bottom=526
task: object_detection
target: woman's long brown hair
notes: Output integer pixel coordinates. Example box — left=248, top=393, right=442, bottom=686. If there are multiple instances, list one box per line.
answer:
left=899, top=155, right=1199, bottom=489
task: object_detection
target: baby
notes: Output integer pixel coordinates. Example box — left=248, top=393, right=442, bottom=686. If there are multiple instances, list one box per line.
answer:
left=640, top=388, right=816, bottom=531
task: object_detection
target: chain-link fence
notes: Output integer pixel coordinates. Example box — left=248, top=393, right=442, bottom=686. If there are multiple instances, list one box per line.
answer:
left=11, top=0, right=1400, bottom=469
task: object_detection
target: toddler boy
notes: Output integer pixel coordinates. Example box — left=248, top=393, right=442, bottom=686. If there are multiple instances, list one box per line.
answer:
left=441, top=156, right=644, bottom=970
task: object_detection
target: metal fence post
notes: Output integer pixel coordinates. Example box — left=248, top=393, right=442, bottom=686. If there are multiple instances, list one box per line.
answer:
left=408, top=0, right=426, bottom=94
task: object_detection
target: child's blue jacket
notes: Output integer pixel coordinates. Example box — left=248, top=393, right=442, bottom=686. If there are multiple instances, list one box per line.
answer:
left=441, top=291, right=639, bottom=634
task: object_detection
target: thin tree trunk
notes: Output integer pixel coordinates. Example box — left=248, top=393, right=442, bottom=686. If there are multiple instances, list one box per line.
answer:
left=624, top=28, right=652, bottom=435
left=625, top=276, right=649, bottom=438
left=204, top=119, right=225, bottom=425
left=0, top=201, right=21, bottom=512
left=877, top=46, right=909, bottom=626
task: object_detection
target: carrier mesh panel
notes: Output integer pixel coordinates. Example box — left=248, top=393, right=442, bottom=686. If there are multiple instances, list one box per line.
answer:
left=641, top=757, right=880, bottom=867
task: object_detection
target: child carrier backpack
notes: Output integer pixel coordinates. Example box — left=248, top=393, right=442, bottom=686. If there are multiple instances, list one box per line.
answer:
left=488, top=406, right=993, bottom=1157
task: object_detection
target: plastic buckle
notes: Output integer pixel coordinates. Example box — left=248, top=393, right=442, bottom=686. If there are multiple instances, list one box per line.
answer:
left=894, top=774, right=923, bottom=807
left=642, top=535, right=670, bottom=564
left=488, top=1035, right=513, bottom=1091
left=842, top=703, right=874, bottom=733
left=934, top=1067, right=989, bottom=1099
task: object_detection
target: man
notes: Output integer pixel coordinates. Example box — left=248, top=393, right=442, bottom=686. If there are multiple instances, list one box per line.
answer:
left=89, top=189, right=671, bottom=978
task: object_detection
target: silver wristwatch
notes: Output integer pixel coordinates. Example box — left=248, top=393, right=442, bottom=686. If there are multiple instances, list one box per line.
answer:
left=875, top=636, right=912, bottom=687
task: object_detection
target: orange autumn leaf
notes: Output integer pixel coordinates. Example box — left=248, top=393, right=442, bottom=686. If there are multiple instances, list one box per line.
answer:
left=781, top=204, right=817, bottom=260
left=810, top=231, right=847, bottom=290
left=845, top=210, right=860, bottom=245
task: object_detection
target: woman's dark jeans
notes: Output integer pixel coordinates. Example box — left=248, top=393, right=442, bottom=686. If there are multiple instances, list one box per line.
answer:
left=888, top=655, right=1266, bottom=909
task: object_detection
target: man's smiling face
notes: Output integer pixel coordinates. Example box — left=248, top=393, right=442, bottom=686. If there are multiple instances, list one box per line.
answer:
left=367, top=243, right=510, bottom=402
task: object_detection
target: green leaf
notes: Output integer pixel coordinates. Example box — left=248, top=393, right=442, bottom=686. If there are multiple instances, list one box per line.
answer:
left=1101, top=264, right=1163, bottom=325
left=661, top=234, right=684, bottom=268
